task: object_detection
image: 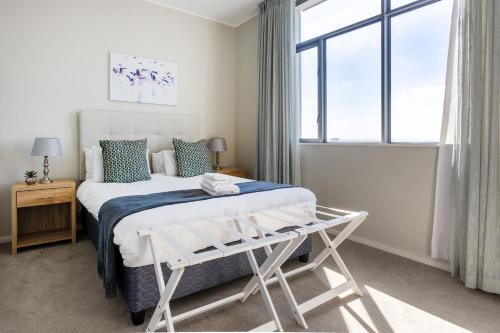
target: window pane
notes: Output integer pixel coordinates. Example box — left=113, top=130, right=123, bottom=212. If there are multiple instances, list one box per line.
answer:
left=297, top=47, right=319, bottom=140
left=326, top=24, right=381, bottom=142
left=299, top=0, right=380, bottom=42
left=391, top=0, right=453, bottom=142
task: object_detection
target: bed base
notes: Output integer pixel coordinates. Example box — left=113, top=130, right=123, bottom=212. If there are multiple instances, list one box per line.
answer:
left=139, top=205, right=368, bottom=332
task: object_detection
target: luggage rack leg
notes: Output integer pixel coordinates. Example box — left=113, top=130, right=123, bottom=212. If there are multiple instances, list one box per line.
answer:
left=318, top=229, right=362, bottom=296
left=245, top=248, right=283, bottom=332
left=146, top=267, right=184, bottom=332
left=291, top=228, right=364, bottom=316
left=242, top=216, right=309, bottom=329
left=262, top=211, right=367, bottom=327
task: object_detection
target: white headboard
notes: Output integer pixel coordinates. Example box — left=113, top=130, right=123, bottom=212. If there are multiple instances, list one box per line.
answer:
left=79, top=109, right=199, bottom=180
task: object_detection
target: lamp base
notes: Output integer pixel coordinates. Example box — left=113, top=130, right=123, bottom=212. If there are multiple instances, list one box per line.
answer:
left=213, top=152, right=222, bottom=171
left=40, top=156, right=53, bottom=184
left=39, top=177, right=53, bottom=184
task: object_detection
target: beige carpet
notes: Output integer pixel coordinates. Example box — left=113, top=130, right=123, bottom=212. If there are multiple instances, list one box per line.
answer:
left=1, top=234, right=499, bottom=333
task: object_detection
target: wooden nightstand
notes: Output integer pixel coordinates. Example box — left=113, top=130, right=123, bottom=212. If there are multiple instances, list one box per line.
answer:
left=214, top=167, right=246, bottom=178
left=11, top=179, right=76, bottom=255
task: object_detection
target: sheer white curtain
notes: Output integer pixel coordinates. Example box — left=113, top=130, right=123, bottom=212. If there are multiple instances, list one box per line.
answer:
left=431, top=0, right=458, bottom=260
left=432, top=0, right=500, bottom=293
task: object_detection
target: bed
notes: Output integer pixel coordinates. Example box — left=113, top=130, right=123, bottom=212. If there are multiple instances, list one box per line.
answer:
left=77, top=110, right=313, bottom=325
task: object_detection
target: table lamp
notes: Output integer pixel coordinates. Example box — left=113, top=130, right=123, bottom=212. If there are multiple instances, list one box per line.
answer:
left=208, top=137, right=227, bottom=170
left=31, top=137, right=62, bottom=184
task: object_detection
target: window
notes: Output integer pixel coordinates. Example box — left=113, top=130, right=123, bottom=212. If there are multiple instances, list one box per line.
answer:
left=391, top=0, right=452, bottom=142
left=326, top=24, right=381, bottom=142
left=299, top=0, right=380, bottom=42
left=297, top=47, right=319, bottom=140
left=296, top=0, right=453, bottom=143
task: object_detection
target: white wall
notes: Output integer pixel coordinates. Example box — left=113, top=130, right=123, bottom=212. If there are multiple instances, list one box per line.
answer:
left=301, top=144, right=448, bottom=270
left=234, top=17, right=448, bottom=270
left=0, top=0, right=237, bottom=238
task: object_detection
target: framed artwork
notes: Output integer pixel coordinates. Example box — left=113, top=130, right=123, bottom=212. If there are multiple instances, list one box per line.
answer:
left=109, top=53, right=178, bottom=105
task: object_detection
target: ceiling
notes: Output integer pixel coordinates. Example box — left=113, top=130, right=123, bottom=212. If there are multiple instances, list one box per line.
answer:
left=143, top=0, right=261, bottom=27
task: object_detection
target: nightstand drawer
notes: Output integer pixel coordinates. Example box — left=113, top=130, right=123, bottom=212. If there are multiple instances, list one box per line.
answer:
left=17, top=187, right=73, bottom=208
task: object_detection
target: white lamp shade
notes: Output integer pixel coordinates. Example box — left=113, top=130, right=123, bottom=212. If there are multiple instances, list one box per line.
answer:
left=208, top=138, right=227, bottom=152
left=31, top=137, right=62, bottom=157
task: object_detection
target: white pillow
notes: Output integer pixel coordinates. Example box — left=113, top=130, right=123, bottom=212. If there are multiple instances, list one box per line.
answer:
left=162, top=150, right=177, bottom=176
left=152, top=150, right=177, bottom=176
left=83, top=148, right=93, bottom=180
left=152, top=152, right=165, bottom=174
left=89, top=146, right=151, bottom=183
left=92, top=146, right=104, bottom=183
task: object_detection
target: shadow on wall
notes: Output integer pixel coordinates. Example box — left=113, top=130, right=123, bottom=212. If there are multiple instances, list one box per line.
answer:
left=0, top=140, right=32, bottom=240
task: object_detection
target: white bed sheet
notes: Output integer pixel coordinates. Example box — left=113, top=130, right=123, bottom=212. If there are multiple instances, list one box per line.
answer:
left=77, top=174, right=316, bottom=267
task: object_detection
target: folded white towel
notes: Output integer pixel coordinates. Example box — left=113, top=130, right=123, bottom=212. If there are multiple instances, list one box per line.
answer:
left=201, top=173, right=239, bottom=196
left=202, top=184, right=240, bottom=196
left=202, top=178, right=232, bottom=189
left=200, top=179, right=238, bottom=192
left=203, top=173, right=232, bottom=182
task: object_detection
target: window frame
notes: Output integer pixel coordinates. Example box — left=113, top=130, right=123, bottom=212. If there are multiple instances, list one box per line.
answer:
left=296, top=0, right=444, bottom=144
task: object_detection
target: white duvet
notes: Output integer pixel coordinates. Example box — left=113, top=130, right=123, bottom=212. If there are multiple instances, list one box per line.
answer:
left=77, top=174, right=316, bottom=267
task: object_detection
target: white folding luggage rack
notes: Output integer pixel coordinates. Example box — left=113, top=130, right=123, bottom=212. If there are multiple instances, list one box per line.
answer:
left=138, top=205, right=368, bottom=332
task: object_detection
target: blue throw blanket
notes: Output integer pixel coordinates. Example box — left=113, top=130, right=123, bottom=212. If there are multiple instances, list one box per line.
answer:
left=97, top=180, right=297, bottom=297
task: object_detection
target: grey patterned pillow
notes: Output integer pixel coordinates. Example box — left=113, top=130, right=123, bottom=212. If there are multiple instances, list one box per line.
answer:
left=100, top=139, right=151, bottom=183
left=172, top=138, right=213, bottom=177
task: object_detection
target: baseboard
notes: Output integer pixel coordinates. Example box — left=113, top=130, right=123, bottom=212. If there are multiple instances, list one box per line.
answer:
left=0, top=235, right=12, bottom=244
left=328, top=230, right=450, bottom=272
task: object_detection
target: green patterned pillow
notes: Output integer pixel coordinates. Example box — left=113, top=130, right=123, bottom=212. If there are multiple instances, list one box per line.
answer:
left=172, top=138, right=213, bottom=177
left=100, top=139, right=151, bottom=183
